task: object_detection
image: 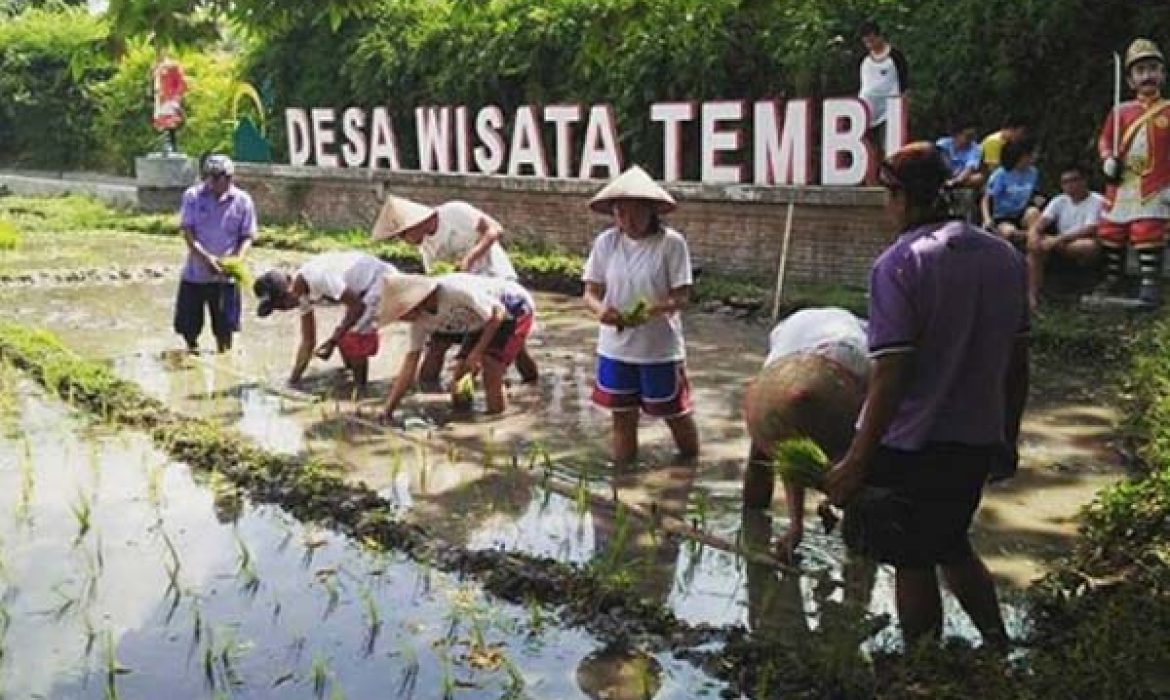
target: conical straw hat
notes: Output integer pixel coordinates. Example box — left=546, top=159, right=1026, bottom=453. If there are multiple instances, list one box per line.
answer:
left=371, top=195, right=436, bottom=241
left=375, top=273, right=439, bottom=325
left=589, top=165, right=677, bottom=215
left=743, top=354, right=864, bottom=461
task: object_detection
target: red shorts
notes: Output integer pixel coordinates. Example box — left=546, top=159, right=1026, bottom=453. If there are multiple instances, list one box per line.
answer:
left=455, top=313, right=533, bottom=366
left=1098, top=219, right=1167, bottom=248
left=337, top=331, right=379, bottom=361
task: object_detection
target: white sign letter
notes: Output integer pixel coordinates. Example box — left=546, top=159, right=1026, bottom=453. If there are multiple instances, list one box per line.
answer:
left=884, top=96, right=908, bottom=157
left=651, top=102, right=695, bottom=182
left=311, top=108, right=339, bottom=168
left=415, top=106, right=452, bottom=173
left=701, top=101, right=744, bottom=184
left=544, top=104, right=582, bottom=179
left=578, top=105, right=622, bottom=180
left=474, top=106, right=506, bottom=175
left=341, top=107, right=367, bottom=168
left=286, top=109, right=311, bottom=166
left=507, top=105, right=549, bottom=177
left=820, top=98, right=870, bottom=186
left=368, top=107, right=401, bottom=171
left=753, top=100, right=810, bottom=186
left=454, top=106, right=472, bottom=174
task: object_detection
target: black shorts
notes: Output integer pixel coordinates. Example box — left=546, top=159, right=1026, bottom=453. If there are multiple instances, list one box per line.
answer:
left=173, top=281, right=240, bottom=341
left=993, top=214, right=1026, bottom=230
left=843, top=442, right=995, bottom=568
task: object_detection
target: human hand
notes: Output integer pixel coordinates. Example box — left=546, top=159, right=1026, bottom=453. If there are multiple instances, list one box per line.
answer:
left=1103, top=157, right=1121, bottom=181
left=205, top=254, right=224, bottom=274
left=825, top=455, right=868, bottom=507
left=599, top=307, right=624, bottom=327
left=464, top=351, right=484, bottom=375
left=774, top=527, right=803, bottom=564
left=458, top=255, right=474, bottom=272
left=314, top=339, right=337, bottom=361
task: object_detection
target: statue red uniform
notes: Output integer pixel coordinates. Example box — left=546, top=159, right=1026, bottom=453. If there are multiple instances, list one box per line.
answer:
left=1097, top=39, right=1169, bottom=307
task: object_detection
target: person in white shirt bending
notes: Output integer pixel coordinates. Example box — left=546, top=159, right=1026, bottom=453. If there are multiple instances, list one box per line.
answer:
left=253, top=251, right=398, bottom=391
left=377, top=273, right=537, bottom=418
left=371, top=196, right=538, bottom=387
left=582, top=166, right=699, bottom=465
left=1025, top=164, right=1105, bottom=311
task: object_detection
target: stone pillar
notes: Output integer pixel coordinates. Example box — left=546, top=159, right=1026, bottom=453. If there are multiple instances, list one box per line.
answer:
left=135, top=154, right=197, bottom=213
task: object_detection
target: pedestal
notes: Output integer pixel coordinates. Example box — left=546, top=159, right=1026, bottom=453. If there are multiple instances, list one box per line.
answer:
left=135, top=153, right=197, bottom=213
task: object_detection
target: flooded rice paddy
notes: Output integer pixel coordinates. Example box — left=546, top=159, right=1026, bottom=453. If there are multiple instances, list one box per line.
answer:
left=0, top=232, right=1130, bottom=696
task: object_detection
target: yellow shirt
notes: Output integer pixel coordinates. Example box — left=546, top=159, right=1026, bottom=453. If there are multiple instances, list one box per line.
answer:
left=981, top=131, right=1007, bottom=169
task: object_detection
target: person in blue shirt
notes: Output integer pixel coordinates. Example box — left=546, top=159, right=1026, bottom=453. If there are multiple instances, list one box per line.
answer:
left=936, top=123, right=984, bottom=190
left=981, top=137, right=1041, bottom=245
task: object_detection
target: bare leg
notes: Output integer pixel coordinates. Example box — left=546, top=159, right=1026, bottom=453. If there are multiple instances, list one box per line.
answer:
left=482, top=357, right=507, bottom=414
left=612, top=410, right=639, bottom=465
left=742, top=442, right=775, bottom=510
left=665, top=413, right=699, bottom=459
left=349, top=358, right=369, bottom=392
left=514, top=345, right=539, bottom=383
left=940, top=553, right=1008, bottom=649
left=895, top=566, right=943, bottom=646
left=1026, top=243, right=1048, bottom=311
left=417, top=340, right=452, bottom=388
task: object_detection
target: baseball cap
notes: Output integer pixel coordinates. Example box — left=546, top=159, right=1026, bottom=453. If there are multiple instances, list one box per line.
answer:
left=202, top=154, right=235, bottom=178
left=253, top=270, right=290, bottom=318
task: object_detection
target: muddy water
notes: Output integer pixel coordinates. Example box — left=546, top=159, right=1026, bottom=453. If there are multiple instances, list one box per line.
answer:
left=0, top=377, right=723, bottom=699
left=0, top=267, right=1126, bottom=648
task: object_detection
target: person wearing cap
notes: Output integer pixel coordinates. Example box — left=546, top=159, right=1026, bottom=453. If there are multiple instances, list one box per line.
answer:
left=1097, top=38, right=1170, bottom=307
left=582, top=165, right=699, bottom=465
left=173, top=154, right=256, bottom=353
left=742, top=307, right=869, bottom=562
left=824, top=142, right=1028, bottom=648
left=253, top=252, right=398, bottom=390
left=377, top=272, right=537, bottom=417
left=371, top=196, right=538, bottom=386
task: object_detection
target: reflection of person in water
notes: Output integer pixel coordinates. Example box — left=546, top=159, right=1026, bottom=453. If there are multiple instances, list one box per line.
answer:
left=576, top=645, right=662, bottom=700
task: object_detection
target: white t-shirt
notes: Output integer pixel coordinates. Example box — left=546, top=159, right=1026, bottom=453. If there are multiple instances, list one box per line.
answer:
left=1041, top=192, right=1105, bottom=235
left=420, top=201, right=518, bottom=280
left=582, top=227, right=693, bottom=363
left=764, top=307, right=870, bottom=383
left=858, top=47, right=905, bottom=127
left=407, top=273, right=535, bottom=351
left=296, top=252, right=397, bottom=333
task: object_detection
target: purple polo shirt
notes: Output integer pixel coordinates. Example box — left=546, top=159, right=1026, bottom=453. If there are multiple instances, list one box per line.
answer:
left=179, top=183, right=257, bottom=283
left=867, top=220, right=1028, bottom=451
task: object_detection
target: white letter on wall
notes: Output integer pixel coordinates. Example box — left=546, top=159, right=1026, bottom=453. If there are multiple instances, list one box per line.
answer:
left=454, top=106, right=472, bottom=174
left=821, top=98, right=870, bottom=186
left=544, top=104, right=582, bottom=179
left=474, top=106, right=506, bottom=175
left=752, top=99, right=810, bottom=186
left=650, top=102, right=695, bottom=182
left=884, top=96, right=908, bottom=157
left=286, top=108, right=311, bottom=166
left=311, top=108, right=339, bottom=168
left=368, top=107, right=401, bottom=171
left=507, top=105, right=549, bottom=177
left=341, top=107, right=367, bottom=168
left=701, top=101, right=744, bottom=184
left=578, top=105, right=622, bottom=180
left=415, top=106, right=452, bottom=173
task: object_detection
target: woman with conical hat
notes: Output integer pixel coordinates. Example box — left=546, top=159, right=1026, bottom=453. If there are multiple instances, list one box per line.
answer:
left=371, top=195, right=539, bottom=384
left=375, top=271, right=537, bottom=417
left=582, top=165, right=699, bottom=464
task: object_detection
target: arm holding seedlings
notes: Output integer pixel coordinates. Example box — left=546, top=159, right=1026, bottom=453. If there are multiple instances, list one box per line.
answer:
left=649, top=284, right=692, bottom=317
left=825, top=352, right=912, bottom=506
left=583, top=282, right=623, bottom=327
left=454, top=304, right=504, bottom=380
left=314, top=290, right=367, bottom=360
left=459, top=216, right=502, bottom=272
left=181, top=225, right=223, bottom=274
left=383, top=349, right=422, bottom=418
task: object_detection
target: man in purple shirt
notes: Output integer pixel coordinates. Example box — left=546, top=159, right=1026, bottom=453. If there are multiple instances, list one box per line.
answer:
left=174, top=155, right=256, bottom=352
left=825, top=143, right=1029, bottom=650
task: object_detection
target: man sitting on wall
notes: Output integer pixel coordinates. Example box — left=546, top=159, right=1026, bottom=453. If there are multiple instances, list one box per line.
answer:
left=1025, top=164, right=1105, bottom=311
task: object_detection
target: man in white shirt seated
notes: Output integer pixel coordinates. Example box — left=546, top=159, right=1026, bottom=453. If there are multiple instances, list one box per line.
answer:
left=372, top=195, right=539, bottom=387
left=1025, top=164, right=1105, bottom=311
left=254, top=251, right=398, bottom=391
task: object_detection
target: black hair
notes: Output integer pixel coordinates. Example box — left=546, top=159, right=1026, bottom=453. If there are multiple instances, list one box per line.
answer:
left=858, top=20, right=881, bottom=38
left=880, top=142, right=951, bottom=214
left=1001, top=136, right=1036, bottom=170
left=1060, top=163, right=1086, bottom=177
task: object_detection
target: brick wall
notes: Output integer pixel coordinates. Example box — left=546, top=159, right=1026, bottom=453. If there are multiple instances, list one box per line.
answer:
left=234, top=164, right=889, bottom=286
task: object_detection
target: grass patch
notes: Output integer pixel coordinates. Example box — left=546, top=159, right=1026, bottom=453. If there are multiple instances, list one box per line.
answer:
left=0, top=219, right=20, bottom=251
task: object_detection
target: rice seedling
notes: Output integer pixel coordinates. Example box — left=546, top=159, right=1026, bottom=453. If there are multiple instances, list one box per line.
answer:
left=501, top=655, right=526, bottom=698
left=416, top=442, right=429, bottom=494
left=396, top=643, right=420, bottom=698
left=688, top=489, right=709, bottom=530
left=316, top=568, right=341, bottom=619
left=483, top=429, right=497, bottom=470
left=70, top=490, right=93, bottom=545
left=524, top=596, right=544, bottom=637
left=15, top=439, right=35, bottom=526
left=574, top=475, right=589, bottom=515
left=217, top=628, right=251, bottom=689
left=0, top=218, right=21, bottom=251
left=103, top=629, right=131, bottom=700
left=145, top=461, right=164, bottom=509
left=770, top=436, right=829, bottom=491
left=234, top=530, right=261, bottom=597
left=310, top=654, right=330, bottom=700
left=440, top=651, right=456, bottom=700
left=162, top=529, right=183, bottom=609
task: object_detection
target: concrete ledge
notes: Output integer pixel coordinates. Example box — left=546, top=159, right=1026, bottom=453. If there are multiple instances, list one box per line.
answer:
left=0, top=170, right=138, bottom=209
left=234, top=163, right=886, bottom=207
